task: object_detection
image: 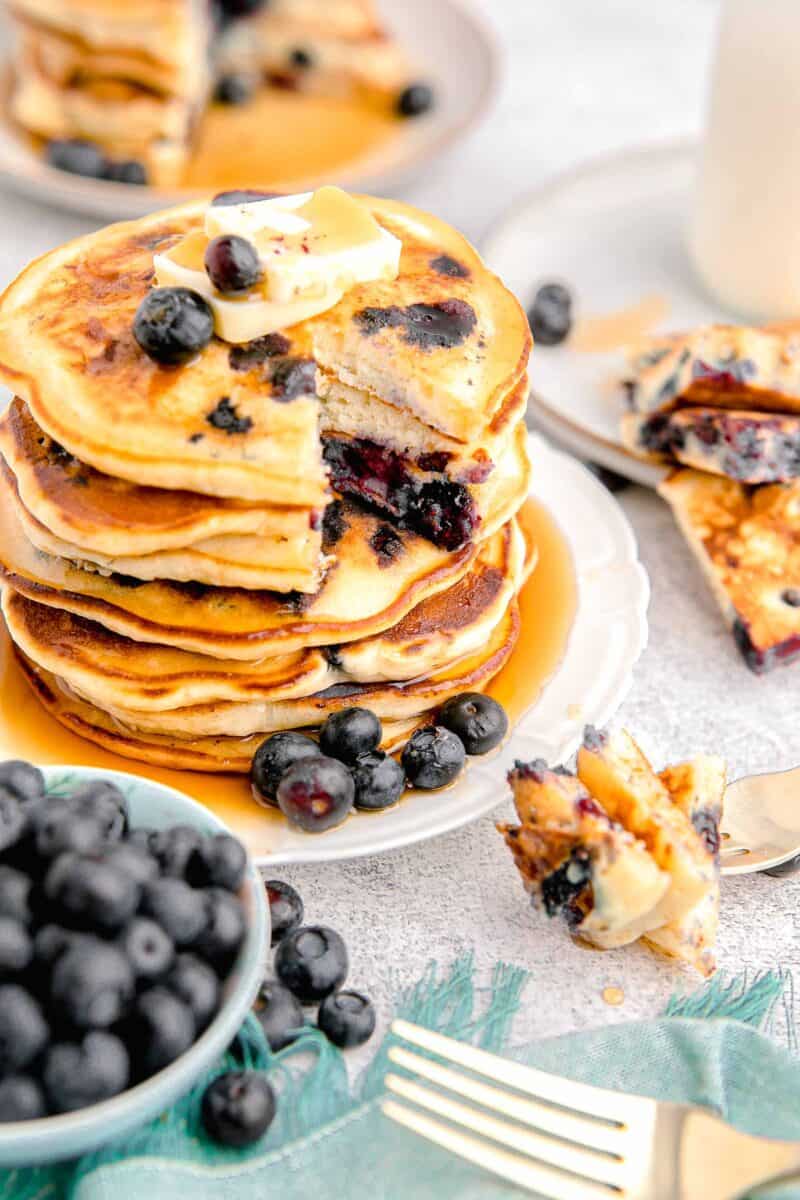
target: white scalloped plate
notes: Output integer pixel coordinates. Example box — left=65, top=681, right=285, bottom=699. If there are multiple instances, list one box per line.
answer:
left=0, top=0, right=500, bottom=221
left=482, top=140, right=739, bottom=488
left=259, top=432, right=649, bottom=865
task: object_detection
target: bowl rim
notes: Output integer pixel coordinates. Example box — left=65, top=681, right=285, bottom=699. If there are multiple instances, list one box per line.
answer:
left=0, top=764, right=269, bottom=1152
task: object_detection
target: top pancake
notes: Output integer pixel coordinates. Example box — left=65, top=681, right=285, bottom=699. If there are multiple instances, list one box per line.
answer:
left=0, top=196, right=530, bottom=502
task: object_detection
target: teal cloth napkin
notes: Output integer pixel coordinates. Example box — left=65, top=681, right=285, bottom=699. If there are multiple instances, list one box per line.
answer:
left=6, top=960, right=799, bottom=1200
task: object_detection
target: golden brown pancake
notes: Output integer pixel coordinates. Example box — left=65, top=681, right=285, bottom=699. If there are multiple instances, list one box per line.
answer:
left=2, top=519, right=527, bottom=714
left=0, top=397, right=317, bottom=557
left=0, top=492, right=479, bottom=660
left=15, top=652, right=425, bottom=772
left=0, top=197, right=530, bottom=501
left=658, top=469, right=800, bottom=673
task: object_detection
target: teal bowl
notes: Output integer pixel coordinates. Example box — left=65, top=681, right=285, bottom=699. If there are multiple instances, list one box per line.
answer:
left=0, top=765, right=270, bottom=1167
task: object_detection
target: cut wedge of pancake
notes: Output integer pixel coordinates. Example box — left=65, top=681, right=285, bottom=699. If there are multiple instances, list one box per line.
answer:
left=576, top=729, right=718, bottom=929
left=16, top=653, right=425, bottom=773
left=0, top=493, right=479, bottom=660
left=2, top=520, right=527, bottom=712
left=658, top=469, right=800, bottom=673
left=0, top=397, right=317, bottom=558
left=2, top=460, right=326, bottom=593
left=0, top=197, right=529, bottom=501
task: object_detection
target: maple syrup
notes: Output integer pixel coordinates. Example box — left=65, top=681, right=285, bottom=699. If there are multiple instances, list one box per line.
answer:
left=0, top=498, right=576, bottom=859
left=570, top=294, right=669, bottom=354
left=182, top=89, right=400, bottom=192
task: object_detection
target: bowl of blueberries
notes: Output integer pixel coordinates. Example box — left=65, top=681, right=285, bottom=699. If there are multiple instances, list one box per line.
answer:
left=0, top=760, right=268, bottom=1166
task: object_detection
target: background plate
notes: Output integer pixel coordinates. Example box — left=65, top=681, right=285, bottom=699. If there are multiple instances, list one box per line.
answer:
left=482, top=141, right=739, bottom=487
left=0, top=0, right=500, bottom=220
left=259, top=433, right=649, bottom=864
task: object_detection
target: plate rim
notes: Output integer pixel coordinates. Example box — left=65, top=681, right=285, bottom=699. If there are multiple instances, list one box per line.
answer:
left=0, top=0, right=504, bottom=221
left=259, top=431, right=650, bottom=866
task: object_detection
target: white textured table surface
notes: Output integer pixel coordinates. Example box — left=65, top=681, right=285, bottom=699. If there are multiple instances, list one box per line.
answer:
left=0, top=0, right=797, bottom=1061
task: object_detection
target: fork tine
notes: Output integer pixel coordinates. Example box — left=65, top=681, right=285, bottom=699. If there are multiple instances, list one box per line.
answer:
left=391, top=1019, right=642, bottom=1127
left=382, top=1099, right=615, bottom=1200
left=387, top=1046, right=624, bottom=1155
left=385, top=1072, right=626, bottom=1189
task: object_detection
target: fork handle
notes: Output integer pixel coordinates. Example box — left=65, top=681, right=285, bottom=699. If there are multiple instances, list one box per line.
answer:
left=683, top=1112, right=800, bottom=1200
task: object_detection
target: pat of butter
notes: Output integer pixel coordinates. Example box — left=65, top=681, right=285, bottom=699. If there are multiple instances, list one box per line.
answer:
left=154, top=187, right=401, bottom=343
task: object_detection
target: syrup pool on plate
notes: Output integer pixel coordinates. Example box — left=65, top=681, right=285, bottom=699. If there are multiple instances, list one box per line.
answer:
left=0, top=499, right=576, bottom=859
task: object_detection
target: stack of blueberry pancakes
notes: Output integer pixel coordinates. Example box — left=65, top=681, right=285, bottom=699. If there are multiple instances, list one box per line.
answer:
left=4, top=0, right=421, bottom=186
left=0, top=188, right=534, bottom=775
left=621, top=324, right=800, bottom=673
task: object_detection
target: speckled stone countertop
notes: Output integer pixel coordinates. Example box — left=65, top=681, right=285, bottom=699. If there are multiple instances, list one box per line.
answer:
left=0, top=0, right=795, bottom=1066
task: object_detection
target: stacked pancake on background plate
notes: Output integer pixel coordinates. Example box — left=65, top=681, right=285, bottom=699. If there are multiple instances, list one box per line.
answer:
left=4, top=0, right=419, bottom=186
left=0, top=190, right=534, bottom=781
left=621, top=324, right=800, bottom=673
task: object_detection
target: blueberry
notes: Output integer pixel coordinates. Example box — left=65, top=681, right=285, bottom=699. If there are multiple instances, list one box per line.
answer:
left=319, top=707, right=382, bottom=764
left=195, top=888, right=246, bottom=971
left=205, top=235, right=262, bottom=294
left=0, top=1075, right=47, bottom=1121
left=264, top=879, right=304, bottom=946
left=104, top=159, right=148, bottom=185
left=253, top=980, right=304, bottom=1051
left=126, top=827, right=155, bottom=854
left=0, top=918, right=33, bottom=975
left=251, top=732, right=319, bottom=805
left=43, top=1032, right=129, bottom=1113
left=401, top=726, right=466, bottom=789
left=101, top=840, right=159, bottom=885
left=67, top=781, right=128, bottom=840
left=214, top=74, right=256, bottom=105
left=166, top=954, right=219, bottom=1032
left=438, top=692, right=508, bottom=755
left=275, top=925, right=348, bottom=1003
left=149, top=824, right=202, bottom=879
left=0, top=761, right=44, bottom=805
left=119, top=918, right=175, bottom=981
left=133, top=288, right=215, bottom=366
left=0, top=792, right=27, bottom=853
left=202, top=1071, right=276, bottom=1147
left=0, top=986, right=48, bottom=1072
left=318, top=990, right=376, bottom=1049
left=33, top=924, right=76, bottom=969
left=276, top=756, right=354, bottom=833
left=0, top=866, right=32, bottom=924
left=140, top=877, right=207, bottom=946
left=527, top=282, right=573, bottom=347
left=397, top=83, right=435, bottom=118
left=187, top=833, right=247, bottom=892
left=51, top=939, right=134, bottom=1029
left=35, top=801, right=106, bottom=859
left=351, top=751, right=405, bottom=811
left=46, top=139, right=107, bottom=179
left=129, top=987, right=195, bottom=1077
left=44, top=852, right=141, bottom=932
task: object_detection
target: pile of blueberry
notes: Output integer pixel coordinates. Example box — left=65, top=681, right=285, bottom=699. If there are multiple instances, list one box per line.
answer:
left=45, top=140, right=148, bottom=185
left=250, top=692, right=509, bottom=834
left=0, top=760, right=250, bottom=1123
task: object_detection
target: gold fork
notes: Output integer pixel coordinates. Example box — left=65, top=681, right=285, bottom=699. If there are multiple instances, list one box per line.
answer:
left=382, top=1020, right=800, bottom=1199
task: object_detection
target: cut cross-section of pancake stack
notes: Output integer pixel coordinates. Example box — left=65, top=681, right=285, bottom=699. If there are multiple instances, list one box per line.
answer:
left=621, top=324, right=800, bottom=672
left=0, top=190, right=534, bottom=782
left=4, top=0, right=418, bottom=187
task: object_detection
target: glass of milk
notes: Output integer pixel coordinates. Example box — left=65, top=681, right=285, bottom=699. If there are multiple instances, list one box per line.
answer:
left=689, top=0, right=800, bottom=320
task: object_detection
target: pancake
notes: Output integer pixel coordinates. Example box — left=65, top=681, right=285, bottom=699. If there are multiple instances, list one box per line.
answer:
left=0, top=493, right=479, bottom=660
left=60, top=601, right=519, bottom=738
left=2, top=460, right=326, bottom=593
left=622, top=407, right=800, bottom=484
left=2, top=521, right=527, bottom=711
left=0, top=397, right=318, bottom=558
left=623, top=322, right=800, bottom=418
left=658, top=469, right=800, bottom=673
left=15, top=652, right=425, bottom=772
left=0, top=197, right=529, bottom=502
